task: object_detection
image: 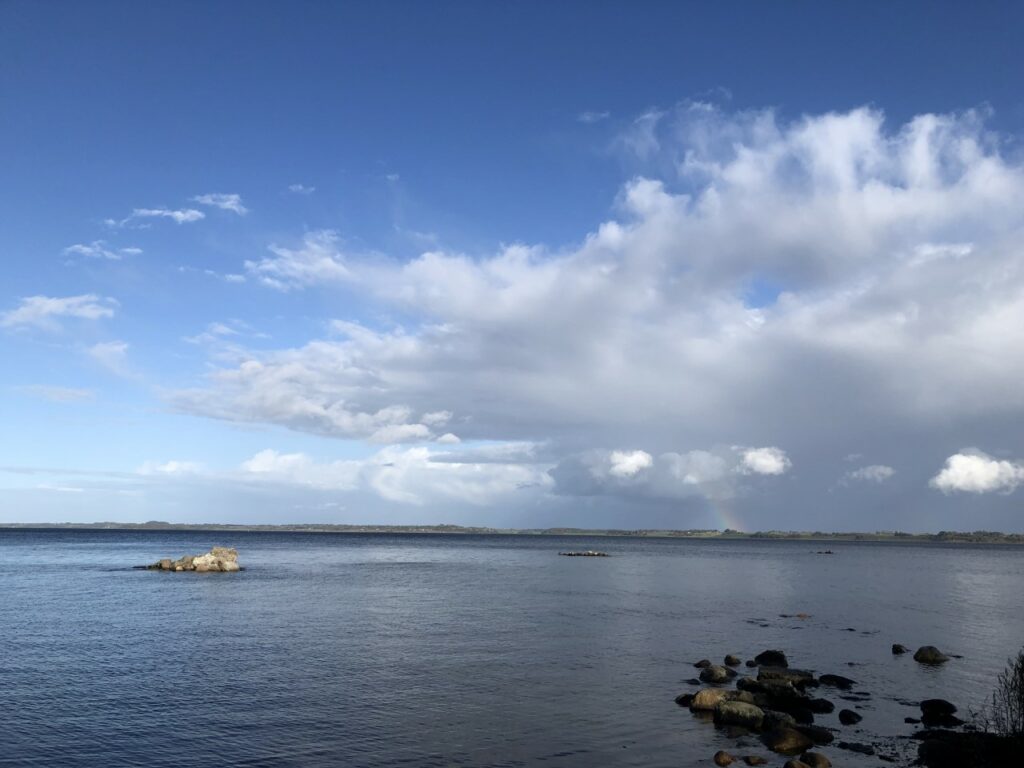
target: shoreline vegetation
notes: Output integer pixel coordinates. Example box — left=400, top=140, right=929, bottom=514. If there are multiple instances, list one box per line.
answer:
left=1, top=522, right=1023, bottom=543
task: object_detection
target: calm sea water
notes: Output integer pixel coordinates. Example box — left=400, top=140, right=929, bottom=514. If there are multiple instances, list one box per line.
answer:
left=1, top=530, right=1022, bottom=767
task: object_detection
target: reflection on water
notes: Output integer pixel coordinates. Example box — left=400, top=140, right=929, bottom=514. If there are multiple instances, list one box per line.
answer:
left=1, top=530, right=1021, bottom=767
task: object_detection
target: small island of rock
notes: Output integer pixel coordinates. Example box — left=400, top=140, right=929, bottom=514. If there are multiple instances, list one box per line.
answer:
left=558, top=550, right=609, bottom=557
left=145, top=546, right=241, bottom=572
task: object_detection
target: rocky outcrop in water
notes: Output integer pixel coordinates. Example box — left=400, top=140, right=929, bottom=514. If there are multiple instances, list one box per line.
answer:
left=145, top=547, right=241, bottom=572
left=913, top=645, right=950, bottom=664
left=557, top=550, right=608, bottom=557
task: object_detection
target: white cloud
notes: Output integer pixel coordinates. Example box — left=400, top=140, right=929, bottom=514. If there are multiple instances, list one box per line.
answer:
left=1, top=294, right=117, bottom=330
left=844, top=464, right=895, bottom=484
left=87, top=340, right=130, bottom=375
left=138, top=460, right=203, bottom=475
left=167, top=105, right=1024, bottom=525
left=739, top=447, right=792, bottom=476
left=578, top=110, right=610, bottom=124
left=15, top=385, right=95, bottom=403
left=244, top=230, right=352, bottom=290
left=436, top=432, right=461, bottom=444
left=608, top=449, right=653, bottom=477
left=192, top=193, right=248, bottom=215
left=130, top=207, right=205, bottom=224
left=63, top=240, right=141, bottom=260
left=930, top=451, right=1024, bottom=494
left=236, top=445, right=550, bottom=506
left=287, top=183, right=315, bottom=195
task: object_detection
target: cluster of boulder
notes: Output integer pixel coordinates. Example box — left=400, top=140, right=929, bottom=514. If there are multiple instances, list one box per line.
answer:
left=677, top=643, right=967, bottom=766
left=144, top=546, right=241, bottom=572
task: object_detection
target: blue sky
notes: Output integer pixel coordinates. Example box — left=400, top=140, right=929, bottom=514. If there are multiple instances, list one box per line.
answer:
left=4, top=1, right=1024, bottom=530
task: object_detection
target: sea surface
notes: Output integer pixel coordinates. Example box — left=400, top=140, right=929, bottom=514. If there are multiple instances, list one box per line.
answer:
left=1, top=530, right=1022, bottom=767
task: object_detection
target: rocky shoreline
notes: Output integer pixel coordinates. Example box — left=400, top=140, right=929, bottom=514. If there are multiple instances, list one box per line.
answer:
left=674, top=644, right=1021, bottom=766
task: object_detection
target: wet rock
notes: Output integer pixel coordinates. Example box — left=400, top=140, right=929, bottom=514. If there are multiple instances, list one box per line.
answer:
left=762, top=727, right=813, bottom=755
left=741, top=757, right=767, bottom=766
left=674, top=693, right=694, bottom=707
left=836, top=741, right=874, bottom=755
left=758, top=667, right=816, bottom=687
left=690, top=688, right=754, bottom=711
left=913, top=646, right=950, bottom=664
left=147, top=547, right=240, bottom=572
left=714, top=700, right=765, bottom=730
left=838, top=709, right=862, bottom=725
left=904, top=717, right=921, bottom=724
left=695, top=659, right=713, bottom=668
left=892, top=643, right=909, bottom=654
left=687, top=678, right=702, bottom=685
left=761, top=710, right=798, bottom=731
left=800, top=752, right=831, bottom=768
left=818, top=674, right=854, bottom=690
left=915, top=729, right=1023, bottom=768
left=920, top=699, right=962, bottom=727
left=805, top=698, right=835, bottom=714
left=725, top=654, right=742, bottom=667
left=782, top=761, right=810, bottom=768
left=713, top=750, right=735, bottom=766
left=754, top=649, right=789, bottom=668
left=700, top=664, right=735, bottom=684
left=745, top=659, right=758, bottom=668
left=795, top=724, right=834, bottom=745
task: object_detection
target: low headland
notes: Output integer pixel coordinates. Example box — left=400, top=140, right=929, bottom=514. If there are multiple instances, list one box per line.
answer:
left=2, top=521, right=1023, bottom=544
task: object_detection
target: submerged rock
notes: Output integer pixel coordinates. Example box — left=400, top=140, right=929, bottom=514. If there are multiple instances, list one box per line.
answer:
left=892, top=643, right=909, bottom=655
left=838, top=708, right=862, bottom=725
left=818, top=674, right=855, bottom=690
left=754, top=649, right=789, bottom=668
left=741, top=757, right=768, bottom=766
left=146, top=547, right=240, bottom=572
left=762, top=726, right=813, bottom=755
left=700, top=664, right=735, bottom=684
left=913, top=646, right=950, bottom=664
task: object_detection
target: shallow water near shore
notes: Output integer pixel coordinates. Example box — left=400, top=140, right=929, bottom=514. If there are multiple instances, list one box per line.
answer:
left=1, top=529, right=1022, bottom=767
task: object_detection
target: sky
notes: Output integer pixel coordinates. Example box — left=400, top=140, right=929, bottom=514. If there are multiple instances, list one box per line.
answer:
left=3, top=1, right=1024, bottom=531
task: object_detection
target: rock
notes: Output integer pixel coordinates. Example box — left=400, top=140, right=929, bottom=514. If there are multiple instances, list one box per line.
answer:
left=905, top=717, right=920, bottom=724
left=782, top=761, right=810, bottom=768
left=687, top=678, right=702, bottom=685
left=805, top=698, right=835, bottom=714
left=713, top=751, right=735, bottom=767
left=818, top=674, right=855, bottom=690
left=754, top=649, right=789, bottom=668
left=725, top=654, right=742, bottom=667
left=838, top=709, right=862, bottom=725
left=913, top=645, right=950, bottom=664
left=690, top=688, right=754, bottom=711
left=700, top=664, right=734, bottom=684
left=920, top=699, right=962, bottom=727
left=714, top=700, right=765, bottom=730
left=762, top=727, right=813, bottom=755
left=761, top=710, right=798, bottom=731
left=800, top=752, right=831, bottom=768
left=758, top=667, right=815, bottom=684
left=796, top=724, right=835, bottom=745
left=695, top=659, right=713, bottom=668
left=674, top=693, right=694, bottom=707
left=741, top=757, right=767, bottom=766
left=745, top=659, right=758, bottom=668
left=836, top=741, right=874, bottom=755
left=892, top=643, right=909, bottom=655
left=147, top=547, right=240, bottom=573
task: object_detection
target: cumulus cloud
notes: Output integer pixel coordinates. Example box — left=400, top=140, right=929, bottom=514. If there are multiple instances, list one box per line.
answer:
left=930, top=451, right=1024, bottom=494
left=192, top=193, right=248, bottom=215
left=843, top=464, right=895, bottom=484
left=63, top=240, right=141, bottom=260
left=167, top=105, right=1024, bottom=526
left=1, top=294, right=117, bottom=330
left=739, top=447, right=792, bottom=476
left=237, top=445, right=550, bottom=505
left=608, top=449, right=653, bottom=477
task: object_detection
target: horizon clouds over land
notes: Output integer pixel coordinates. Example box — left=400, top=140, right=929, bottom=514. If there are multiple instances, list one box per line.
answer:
left=3, top=2, right=1024, bottom=531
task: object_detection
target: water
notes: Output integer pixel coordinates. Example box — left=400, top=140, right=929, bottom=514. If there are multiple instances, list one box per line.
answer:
left=1, top=530, right=1022, bottom=767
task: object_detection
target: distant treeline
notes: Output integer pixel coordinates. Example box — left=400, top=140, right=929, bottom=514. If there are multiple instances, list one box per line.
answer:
left=2, top=522, right=1023, bottom=543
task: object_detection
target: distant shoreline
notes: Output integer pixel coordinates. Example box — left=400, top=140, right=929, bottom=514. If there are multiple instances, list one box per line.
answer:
left=1, top=522, right=1022, bottom=544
